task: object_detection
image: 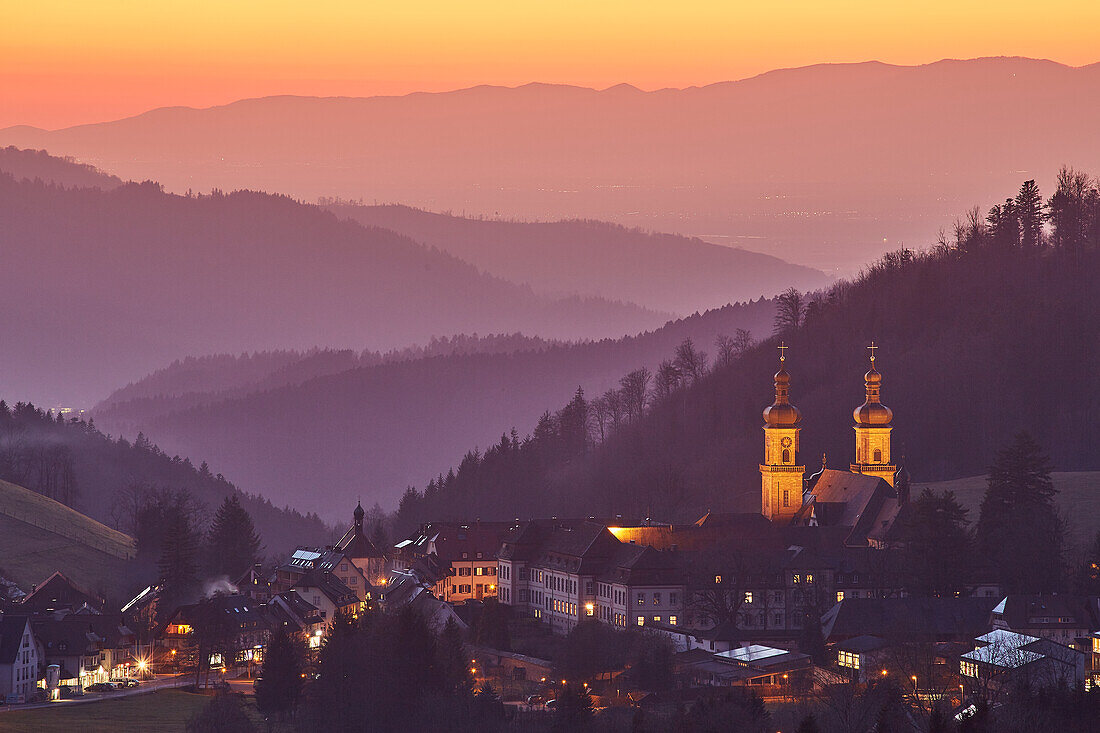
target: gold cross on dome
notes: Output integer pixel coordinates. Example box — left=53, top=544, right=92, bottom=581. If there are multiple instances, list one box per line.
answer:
left=867, top=341, right=878, bottom=363
left=778, top=341, right=788, bottom=362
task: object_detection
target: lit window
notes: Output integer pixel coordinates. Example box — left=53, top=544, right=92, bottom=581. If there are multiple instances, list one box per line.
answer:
left=637, top=593, right=645, bottom=606
left=793, top=574, right=801, bottom=584
left=653, top=593, right=661, bottom=605
left=960, top=660, right=978, bottom=678
left=715, top=575, right=722, bottom=585
left=653, top=616, right=661, bottom=623
left=744, top=592, right=753, bottom=604
left=637, top=616, right=645, bottom=626
left=836, top=591, right=845, bottom=603
left=838, top=651, right=860, bottom=669
left=806, top=574, right=814, bottom=584
left=669, top=616, right=678, bottom=626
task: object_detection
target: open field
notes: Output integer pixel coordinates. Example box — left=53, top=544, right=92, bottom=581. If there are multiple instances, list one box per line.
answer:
left=0, top=478, right=135, bottom=593
left=916, top=471, right=1100, bottom=550
left=0, top=690, right=208, bottom=733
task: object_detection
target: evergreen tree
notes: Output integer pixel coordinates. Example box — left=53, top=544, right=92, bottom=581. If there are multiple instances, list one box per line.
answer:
left=255, top=627, right=303, bottom=720
left=1015, top=180, right=1044, bottom=249
left=900, top=489, right=973, bottom=596
left=976, top=432, right=1063, bottom=593
left=437, top=618, right=471, bottom=693
left=158, top=505, right=199, bottom=613
left=206, top=495, right=262, bottom=579
left=553, top=683, right=594, bottom=730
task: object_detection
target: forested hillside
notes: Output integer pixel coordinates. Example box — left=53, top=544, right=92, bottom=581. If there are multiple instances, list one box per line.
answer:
left=92, top=300, right=776, bottom=516
left=395, top=173, right=1100, bottom=532
left=0, top=171, right=662, bottom=406
left=96, top=335, right=561, bottom=420
left=326, top=203, right=829, bottom=313
left=0, top=401, right=328, bottom=559
left=0, top=145, right=122, bottom=189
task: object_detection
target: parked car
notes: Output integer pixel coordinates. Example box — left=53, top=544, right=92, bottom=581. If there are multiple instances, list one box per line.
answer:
left=87, top=682, right=117, bottom=692
left=526, top=694, right=545, bottom=706
left=59, top=685, right=85, bottom=698
left=121, top=678, right=140, bottom=688
left=29, top=689, right=49, bottom=702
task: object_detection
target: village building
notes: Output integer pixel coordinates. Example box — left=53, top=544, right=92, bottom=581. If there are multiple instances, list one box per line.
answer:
left=19, top=571, right=105, bottom=615
left=961, top=628, right=1085, bottom=692
left=273, top=504, right=386, bottom=602
left=291, top=568, right=361, bottom=628
left=393, top=521, right=509, bottom=603
left=0, top=616, right=39, bottom=703
left=33, top=614, right=135, bottom=690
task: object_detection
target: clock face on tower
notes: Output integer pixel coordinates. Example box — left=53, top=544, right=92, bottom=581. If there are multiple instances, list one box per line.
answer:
left=780, top=436, right=793, bottom=448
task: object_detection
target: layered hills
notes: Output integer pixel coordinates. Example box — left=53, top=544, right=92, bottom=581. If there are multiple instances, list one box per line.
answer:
left=6, top=58, right=1100, bottom=271
left=0, top=168, right=664, bottom=407
left=93, top=301, right=777, bottom=516
left=326, top=204, right=829, bottom=314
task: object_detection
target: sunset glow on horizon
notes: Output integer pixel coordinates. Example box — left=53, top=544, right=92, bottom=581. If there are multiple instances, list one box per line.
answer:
left=4, top=0, right=1100, bottom=130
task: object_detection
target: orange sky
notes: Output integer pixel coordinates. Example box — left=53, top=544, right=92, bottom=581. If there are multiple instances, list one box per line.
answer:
left=4, top=1, right=1099, bottom=130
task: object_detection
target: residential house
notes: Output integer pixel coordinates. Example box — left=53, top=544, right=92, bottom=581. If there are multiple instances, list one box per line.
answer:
left=0, top=616, right=39, bottom=703
left=394, top=521, right=510, bottom=603
left=33, top=614, right=135, bottom=689
left=291, top=568, right=360, bottom=628
left=961, top=628, right=1085, bottom=693
left=20, top=572, right=105, bottom=615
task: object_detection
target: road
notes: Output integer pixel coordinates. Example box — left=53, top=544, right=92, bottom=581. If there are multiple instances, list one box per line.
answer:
left=0, top=674, right=190, bottom=712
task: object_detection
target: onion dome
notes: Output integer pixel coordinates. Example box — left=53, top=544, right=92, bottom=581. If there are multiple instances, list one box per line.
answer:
left=853, top=348, right=893, bottom=425
left=353, top=500, right=365, bottom=529
left=763, top=350, right=803, bottom=426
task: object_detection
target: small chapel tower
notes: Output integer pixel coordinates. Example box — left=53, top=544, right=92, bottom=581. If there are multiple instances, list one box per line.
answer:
left=851, top=342, right=896, bottom=486
left=760, top=343, right=805, bottom=521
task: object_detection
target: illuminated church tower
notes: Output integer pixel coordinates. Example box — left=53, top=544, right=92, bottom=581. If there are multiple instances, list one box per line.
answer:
left=851, top=342, right=896, bottom=486
left=760, top=344, right=805, bottom=521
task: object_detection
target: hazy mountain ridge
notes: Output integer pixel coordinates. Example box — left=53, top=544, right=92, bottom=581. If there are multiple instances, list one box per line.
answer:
left=325, top=203, right=829, bottom=313
left=96, top=334, right=564, bottom=419
left=91, top=299, right=777, bottom=518
left=0, top=171, right=665, bottom=406
left=5, top=57, right=1100, bottom=271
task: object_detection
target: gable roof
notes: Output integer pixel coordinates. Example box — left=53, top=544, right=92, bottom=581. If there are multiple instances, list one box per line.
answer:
left=20, top=571, right=103, bottom=614
left=992, top=595, right=1100, bottom=631
left=0, top=616, right=32, bottom=664
left=794, top=470, right=901, bottom=547
left=33, top=613, right=134, bottom=656
left=293, top=568, right=359, bottom=608
left=334, top=524, right=386, bottom=559
left=822, top=597, right=998, bottom=643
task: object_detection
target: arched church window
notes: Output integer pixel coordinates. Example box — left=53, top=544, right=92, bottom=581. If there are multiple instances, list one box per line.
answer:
left=782, top=449, right=790, bottom=463
left=873, top=449, right=882, bottom=463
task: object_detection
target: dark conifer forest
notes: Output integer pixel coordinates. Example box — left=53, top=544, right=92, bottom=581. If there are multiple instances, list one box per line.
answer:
left=396, top=173, right=1100, bottom=531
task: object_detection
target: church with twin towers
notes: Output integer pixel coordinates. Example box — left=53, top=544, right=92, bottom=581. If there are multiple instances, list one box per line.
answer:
left=759, top=342, right=910, bottom=546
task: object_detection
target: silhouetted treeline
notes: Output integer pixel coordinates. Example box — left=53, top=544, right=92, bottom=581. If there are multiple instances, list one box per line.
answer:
left=398, top=173, right=1099, bottom=531
left=97, top=334, right=566, bottom=420
left=0, top=400, right=327, bottom=558
left=0, top=145, right=122, bottom=190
